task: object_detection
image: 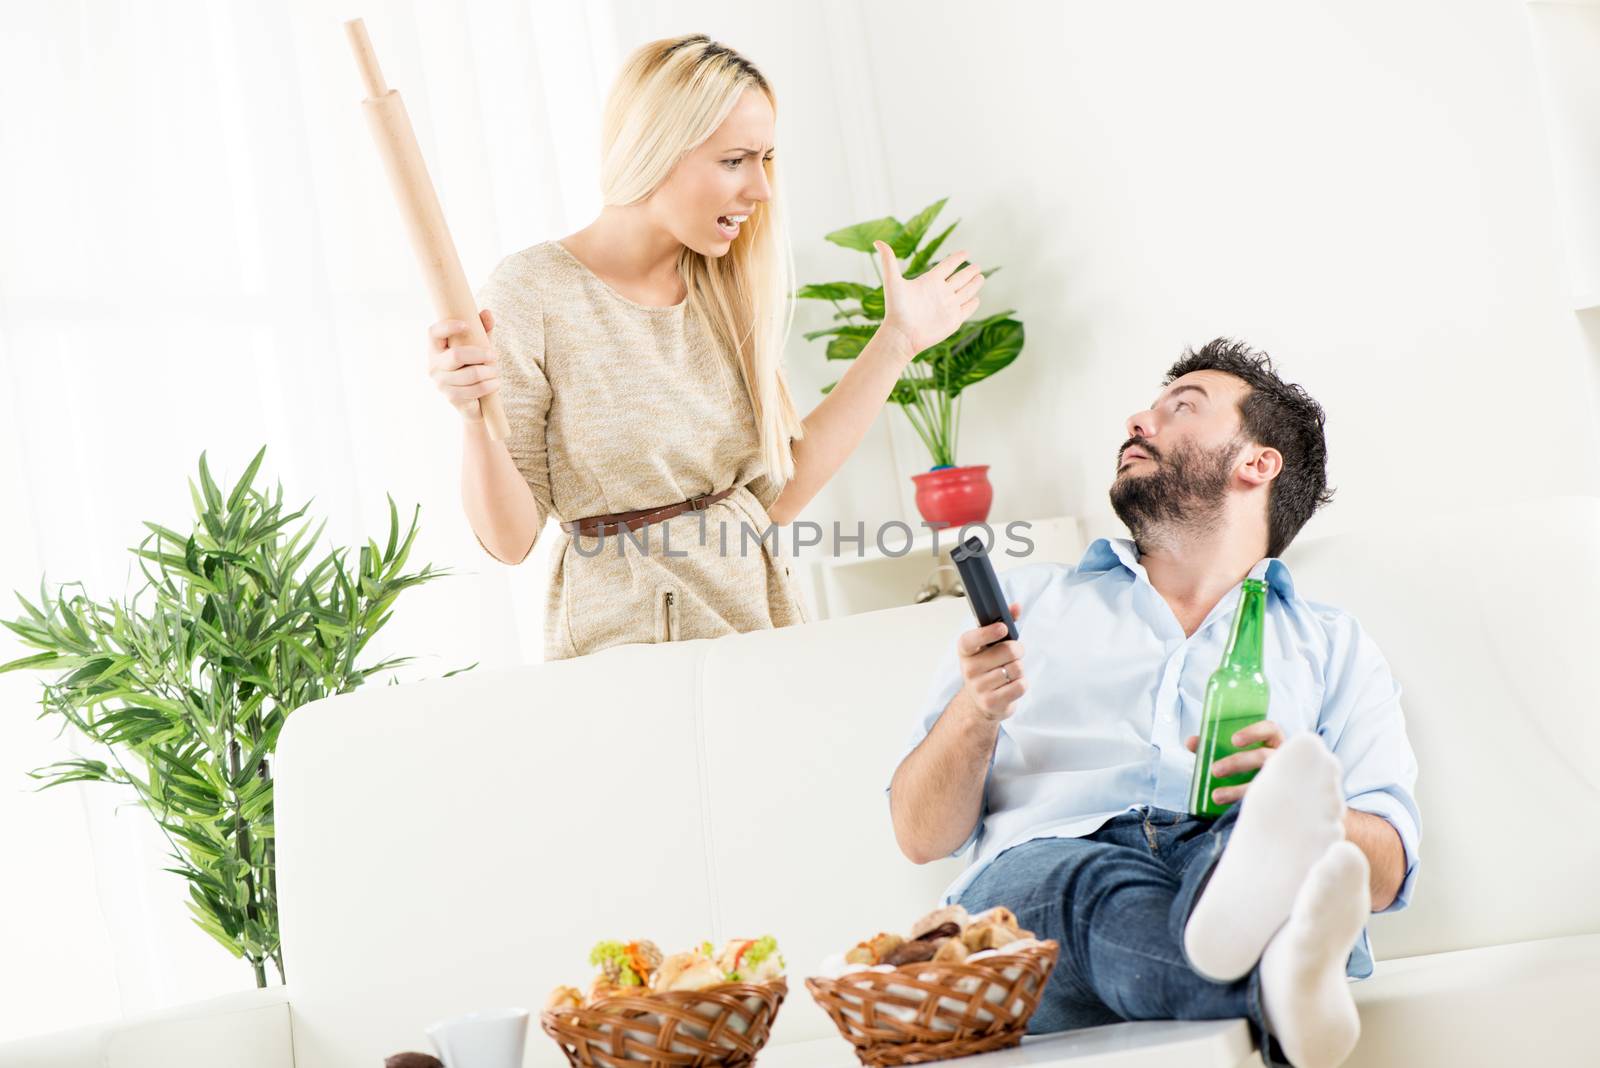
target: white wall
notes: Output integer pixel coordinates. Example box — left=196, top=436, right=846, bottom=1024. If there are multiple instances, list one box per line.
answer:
left=0, top=443, right=123, bottom=1036
left=0, top=0, right=615, bottom=1040
left=613, top=0, right=1600, bottom=550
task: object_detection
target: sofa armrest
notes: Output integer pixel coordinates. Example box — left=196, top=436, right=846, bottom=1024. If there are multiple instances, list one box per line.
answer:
left=1345, top=933, right=1600, bottom=1067
left=0, top=987, right=294, bottom=1068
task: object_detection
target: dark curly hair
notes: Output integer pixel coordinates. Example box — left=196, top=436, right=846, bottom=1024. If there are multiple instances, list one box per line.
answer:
left=1163, top=339, right=1334, bottom=557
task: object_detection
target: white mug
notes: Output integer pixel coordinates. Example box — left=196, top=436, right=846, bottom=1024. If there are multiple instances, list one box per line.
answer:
left=425, top=1007, right=529, bottom=1068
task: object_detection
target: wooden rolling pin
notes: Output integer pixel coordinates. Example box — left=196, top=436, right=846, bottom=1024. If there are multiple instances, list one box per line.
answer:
left=343, top=17, right=512, bottom=441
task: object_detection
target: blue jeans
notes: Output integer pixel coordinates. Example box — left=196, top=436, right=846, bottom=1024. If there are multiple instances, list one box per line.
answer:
left=955, top=804, right=1293, bottom=1067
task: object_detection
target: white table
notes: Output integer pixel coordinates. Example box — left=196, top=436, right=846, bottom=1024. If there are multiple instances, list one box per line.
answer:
left=757, top=1019, right=1256, bottom=1067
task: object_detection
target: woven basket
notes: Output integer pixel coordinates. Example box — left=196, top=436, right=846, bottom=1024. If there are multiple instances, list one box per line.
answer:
left=539, top=978, right=786, bottom=1067
left=804, top=941, right=1059, bottom=1066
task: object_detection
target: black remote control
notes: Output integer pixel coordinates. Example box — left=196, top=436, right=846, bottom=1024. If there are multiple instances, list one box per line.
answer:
left=951, top=535, right=1019, bottom=647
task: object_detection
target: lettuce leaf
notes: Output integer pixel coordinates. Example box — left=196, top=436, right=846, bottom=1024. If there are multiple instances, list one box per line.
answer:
left=588, top=940, right=642, bottom=986
left=743, top=934, right=783, bottom=969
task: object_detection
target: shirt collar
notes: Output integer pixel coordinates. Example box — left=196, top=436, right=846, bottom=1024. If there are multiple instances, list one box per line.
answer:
left=1077, top=536, right=1298, bottom=603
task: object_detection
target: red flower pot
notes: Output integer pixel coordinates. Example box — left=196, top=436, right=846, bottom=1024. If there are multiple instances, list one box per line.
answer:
left=911, top=464, right=993, bottom=528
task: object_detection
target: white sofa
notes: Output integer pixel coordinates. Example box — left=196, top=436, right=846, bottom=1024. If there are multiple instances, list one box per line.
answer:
left=5, top=496, right=1598, bottom=1067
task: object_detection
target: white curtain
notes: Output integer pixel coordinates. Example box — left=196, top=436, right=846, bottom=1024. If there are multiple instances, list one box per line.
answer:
left=0, top=0, right=616, bottom=1038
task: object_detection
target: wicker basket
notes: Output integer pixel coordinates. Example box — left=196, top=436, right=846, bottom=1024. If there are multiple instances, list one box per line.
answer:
left=804, top=941, right=1059, bottom=1066
left=539, top=978, right=786, bottom=1067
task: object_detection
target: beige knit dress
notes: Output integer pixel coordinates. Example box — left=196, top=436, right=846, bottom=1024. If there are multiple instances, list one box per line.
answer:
left=471, top=239, right=810, bottom=661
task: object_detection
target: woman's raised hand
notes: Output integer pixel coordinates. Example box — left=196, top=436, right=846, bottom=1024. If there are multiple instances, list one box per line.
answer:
left=874, top=240, right=983, bottom=359
left=428, top=308, right=499, bottom=421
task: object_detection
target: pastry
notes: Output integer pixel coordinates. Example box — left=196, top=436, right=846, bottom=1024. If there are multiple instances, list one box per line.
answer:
left=914, top=921, right=962, bottom=942
left=846, top=932, right=906, bottom=965
left=882, top=940, right=938, bottom=966
left=909, top=904, right=969, bottom=940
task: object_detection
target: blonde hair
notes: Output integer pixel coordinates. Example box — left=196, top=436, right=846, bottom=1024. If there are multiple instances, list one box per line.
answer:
left=600, top=34, right=805, bottom=485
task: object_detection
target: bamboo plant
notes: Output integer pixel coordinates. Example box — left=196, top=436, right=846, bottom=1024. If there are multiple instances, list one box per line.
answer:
left=797, top=197, right=1025, bottom=468
left=0, top=447, right=460, bottom=986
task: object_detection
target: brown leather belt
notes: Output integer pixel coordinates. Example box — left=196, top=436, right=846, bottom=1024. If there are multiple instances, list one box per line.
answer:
left=561, top=486, right=737, bottom=538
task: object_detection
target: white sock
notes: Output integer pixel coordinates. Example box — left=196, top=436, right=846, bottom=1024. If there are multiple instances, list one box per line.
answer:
left=1183, top=731, right=1346, bottom=982
left=1259, top=840, right=1371, bottom=1068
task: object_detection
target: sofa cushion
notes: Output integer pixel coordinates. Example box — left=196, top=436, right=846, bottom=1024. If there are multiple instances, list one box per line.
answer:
left=698, top=596, right=974, bottom=1044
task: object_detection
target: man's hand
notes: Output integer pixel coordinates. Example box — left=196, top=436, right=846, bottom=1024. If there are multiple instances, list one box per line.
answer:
left=957, top=601, right=1025, bottom=722
left=1184, top=719, right=1285, bottom=806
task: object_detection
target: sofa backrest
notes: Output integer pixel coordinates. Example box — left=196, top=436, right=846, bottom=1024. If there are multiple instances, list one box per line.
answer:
left=1282, top=495, right=1600, bottom=959
left=276, top=496, right=1600, bottom=1068
left=275, top=596, right=969, bottom=1067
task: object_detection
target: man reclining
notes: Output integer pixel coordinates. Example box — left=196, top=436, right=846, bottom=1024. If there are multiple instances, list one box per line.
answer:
left=887, top=339, right=1421, bottom=1068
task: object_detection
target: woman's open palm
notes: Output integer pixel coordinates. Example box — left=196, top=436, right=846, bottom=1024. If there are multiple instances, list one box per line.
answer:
left=875, top=239, right=983, bottom=358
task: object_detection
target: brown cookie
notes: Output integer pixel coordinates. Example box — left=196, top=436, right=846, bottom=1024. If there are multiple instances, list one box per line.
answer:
left=385, top=1055, right=443, bottom=1068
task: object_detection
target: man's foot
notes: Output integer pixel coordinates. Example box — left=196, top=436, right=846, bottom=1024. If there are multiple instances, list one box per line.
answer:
left=1183, top=731, right=1346, bottom=981
left=1259, top=840, right=1371, bottom=1068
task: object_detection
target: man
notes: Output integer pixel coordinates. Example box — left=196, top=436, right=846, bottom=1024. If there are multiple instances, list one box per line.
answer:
left=886, top=339, right=1420, bottom=1068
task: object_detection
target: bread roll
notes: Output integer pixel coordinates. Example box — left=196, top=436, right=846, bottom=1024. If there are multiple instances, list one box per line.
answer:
left=669, top=958, right=727, bottom=991
left=588, top=975, right=633, bottom=1003
left=969, top=906, right=1019, bottom=930
left=545, top=985, right=584, bottom=1012
left=960, top=920, right=1022, bottom=952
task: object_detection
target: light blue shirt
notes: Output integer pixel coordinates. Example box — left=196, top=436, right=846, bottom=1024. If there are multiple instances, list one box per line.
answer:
left=888, top=537, right=1422, bottom=980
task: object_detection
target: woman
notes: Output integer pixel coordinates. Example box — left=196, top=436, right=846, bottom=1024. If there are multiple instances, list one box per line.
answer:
left=427, top=34, right=983, bottom=660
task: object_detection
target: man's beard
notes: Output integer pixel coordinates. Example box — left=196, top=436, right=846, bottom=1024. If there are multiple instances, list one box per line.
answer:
left=1108, top=437, right=1239, bottom=548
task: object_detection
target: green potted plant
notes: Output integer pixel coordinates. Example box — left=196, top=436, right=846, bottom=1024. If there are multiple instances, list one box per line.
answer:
left=0, top=446, right=460, bottom=986
left=797, top=197, right=1024, bottom=527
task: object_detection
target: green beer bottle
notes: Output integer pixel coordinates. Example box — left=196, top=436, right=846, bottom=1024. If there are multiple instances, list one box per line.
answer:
left=1187, top=577, right=1270, bottom=819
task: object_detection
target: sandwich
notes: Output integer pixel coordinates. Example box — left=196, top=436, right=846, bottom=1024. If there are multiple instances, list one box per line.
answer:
left=588, top=939, right=663, bottom=992
left=549, top=934, right=785, bottom=1012
left=714, top=935, right=786, bottom=983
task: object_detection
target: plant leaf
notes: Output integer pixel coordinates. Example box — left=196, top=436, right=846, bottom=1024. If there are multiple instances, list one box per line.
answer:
left=906, top=221, right=959, bottom=279
left=934, top=318, right=1025, bottom=394
left=794, top=282, right=876, bottom=302
left=826, top=333, right=872, bottom=361
left=824, top=217, right=904, bottom=254
left=891, top=198, right=947, bottom=259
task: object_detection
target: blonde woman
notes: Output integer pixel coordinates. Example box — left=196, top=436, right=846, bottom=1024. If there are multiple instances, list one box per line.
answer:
left=427, top=34, right=984, bottom=660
